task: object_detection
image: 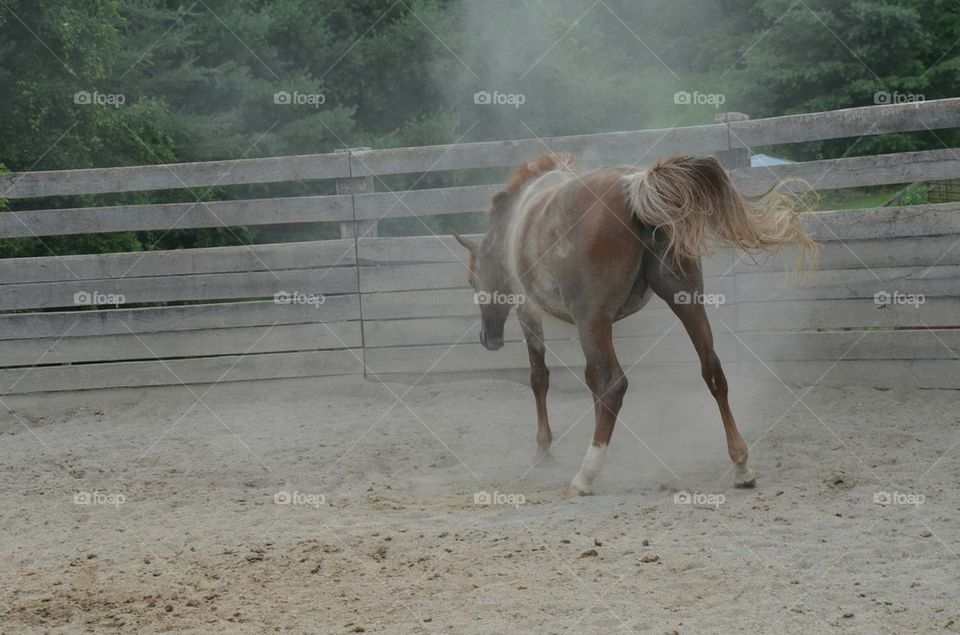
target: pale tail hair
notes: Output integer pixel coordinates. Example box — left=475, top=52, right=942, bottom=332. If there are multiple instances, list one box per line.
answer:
left=623, top=155, right=818, bottom=270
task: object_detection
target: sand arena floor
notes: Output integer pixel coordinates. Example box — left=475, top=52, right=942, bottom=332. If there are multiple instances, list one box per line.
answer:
left=1, top=367, right=958, bottom=633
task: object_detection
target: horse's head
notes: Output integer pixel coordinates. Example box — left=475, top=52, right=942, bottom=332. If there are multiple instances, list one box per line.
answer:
left=453, top=216, right=512, bottom=351
left=453, top=153, right=576, bottom=351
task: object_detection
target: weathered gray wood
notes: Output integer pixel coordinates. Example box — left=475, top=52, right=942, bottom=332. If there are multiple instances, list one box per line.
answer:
left=0, top=267, right=358, bottom=311
left=733, top=148, right=960, bottom=196
left=0, top=154, right=351, bottom=200
left=0, top=296, right=359, bottom=341
left=735, top=297, right=960, bottom=331
left=364, top=334, right=737, bottom=375
left=2, top=98, right=959, bottom=394
left=803, top=204, right=960, bottom=241
left=352, top=177, right=954, bottom=226
left=0, top=239, right=356, bottom=284
left=1, top=321, right=361, bottom=366
left=360, top=279, right=736, bottom=320
left=362, top=304, right=735, bottom=348
left=728, top=98, right=960, bottom=148
left=736, top=234, right=960, bottom=273
left=357, top=234, right=736, bottom=276
left=350, top=124, right=730, bottom=177
left=360, top=262, right=471, bottom=293
left=358, top=234, right=483, bottom=264
left=738, top=360, right=960, bottom=390
left=0, top=349, right=363, bottom=394
left=0, top=195, right=353, bottom=239
left=359, top=261, right=736, bottom=294
left=714, top=112, right=751, bottom=169
left=338, top=147, right=378, bottom=238
left=736, top=329, right=960, bottom=361
left=353, top=185, right=498, bottom=221
left=735, top=264, right=960, bottom=303
left=362, top=288, right=494, bottom=320
left=5, top=98, right=956, bottom=200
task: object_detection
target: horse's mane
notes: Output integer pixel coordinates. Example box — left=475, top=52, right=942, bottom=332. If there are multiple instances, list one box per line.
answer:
left=483, top=153, right=578, bottom=228
left=499, top=153, right=577, bottom=200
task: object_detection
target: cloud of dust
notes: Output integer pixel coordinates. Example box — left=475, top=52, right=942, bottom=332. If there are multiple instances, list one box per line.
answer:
left=425, top=0, right=824, bottom=486
left=436, top=0, right=732, bottom=153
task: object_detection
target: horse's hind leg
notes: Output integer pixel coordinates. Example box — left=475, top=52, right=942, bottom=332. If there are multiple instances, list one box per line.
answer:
left=648, top=258, right=756, bottom=488
left=569, top=316, right=626, bottom=495
left=518, top=309, right=552, bottom=457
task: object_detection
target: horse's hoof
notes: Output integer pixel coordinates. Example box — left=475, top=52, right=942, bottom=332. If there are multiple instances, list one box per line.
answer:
left=733, top=464, right=756, bottom=489
left=567, top=485, right=591, bottom=497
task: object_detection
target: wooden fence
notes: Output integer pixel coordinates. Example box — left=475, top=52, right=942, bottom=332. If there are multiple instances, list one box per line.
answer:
left=1, top=98, right=958, bottom=393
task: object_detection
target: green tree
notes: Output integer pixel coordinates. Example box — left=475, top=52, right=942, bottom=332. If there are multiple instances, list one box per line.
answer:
left=722, top=0, right=960, bottom=157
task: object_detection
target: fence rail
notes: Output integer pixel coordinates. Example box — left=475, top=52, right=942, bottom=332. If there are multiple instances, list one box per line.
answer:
left=1, top=98, right=959, bottom=393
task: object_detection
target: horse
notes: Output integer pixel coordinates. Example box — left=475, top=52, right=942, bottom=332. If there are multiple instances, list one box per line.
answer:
left=453, top=152, right=816, bottom=495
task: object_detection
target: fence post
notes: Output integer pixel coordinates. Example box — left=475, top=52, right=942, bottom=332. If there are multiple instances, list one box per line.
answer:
left=715, top=112, right=750, bottom=372
left=335, top=147, right=375, bottom=378
left=714, top=112, right=751, bottom=169
left=336, top=147, right=377, bottom=239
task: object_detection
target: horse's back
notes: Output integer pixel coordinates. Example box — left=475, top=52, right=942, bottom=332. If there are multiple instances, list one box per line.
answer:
left=512, top=166, right=650, bottom=322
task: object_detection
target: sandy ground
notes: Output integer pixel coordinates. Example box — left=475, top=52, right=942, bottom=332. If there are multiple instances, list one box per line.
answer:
left=1, top=364, right=959, bottom=634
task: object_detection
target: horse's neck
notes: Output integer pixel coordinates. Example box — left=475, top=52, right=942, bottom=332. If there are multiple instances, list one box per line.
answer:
left=503, top=170, right=575, bottom=290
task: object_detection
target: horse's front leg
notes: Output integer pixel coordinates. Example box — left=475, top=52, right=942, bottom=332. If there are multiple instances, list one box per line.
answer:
left=569, top=316, right=625, bottom=495
left=518, top=309, right=552, bottom=458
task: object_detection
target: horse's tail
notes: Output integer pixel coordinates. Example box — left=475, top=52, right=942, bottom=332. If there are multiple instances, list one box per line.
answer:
left=623, top=155, right=818, bottom=270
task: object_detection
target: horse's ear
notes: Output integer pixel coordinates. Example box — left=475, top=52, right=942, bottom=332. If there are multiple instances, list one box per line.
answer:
left=488, top=190, right=509, bottom=219
left=451, top=232, right=477, bottom=253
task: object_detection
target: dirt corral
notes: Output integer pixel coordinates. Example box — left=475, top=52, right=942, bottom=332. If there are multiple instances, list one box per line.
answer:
left=1, top=366, right=958, bottom=633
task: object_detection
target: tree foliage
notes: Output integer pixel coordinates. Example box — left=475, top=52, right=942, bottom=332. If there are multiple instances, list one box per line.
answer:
left=1, top=0, right=958, bottom=255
